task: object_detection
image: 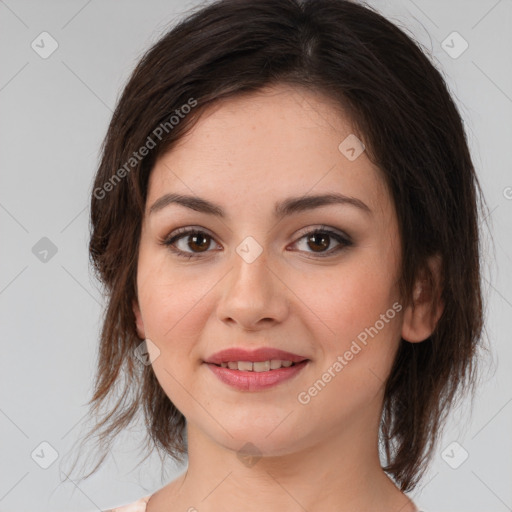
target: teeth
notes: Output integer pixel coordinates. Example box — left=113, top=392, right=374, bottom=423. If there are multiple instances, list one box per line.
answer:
left=253, top=361, right=270, bottom=372
left=219, top=360, right=297, bottom=371
left=238, top=361, right=253, bottom=371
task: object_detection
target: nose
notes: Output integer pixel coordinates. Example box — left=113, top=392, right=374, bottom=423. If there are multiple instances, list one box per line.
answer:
left=216, top=246, right=289, bottom=331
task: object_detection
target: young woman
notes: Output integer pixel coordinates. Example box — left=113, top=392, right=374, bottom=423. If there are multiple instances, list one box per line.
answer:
left=64, top=0, right=487, bottom=510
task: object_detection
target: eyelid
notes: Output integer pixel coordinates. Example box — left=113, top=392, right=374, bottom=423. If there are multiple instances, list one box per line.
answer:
left=293, top=224, right=350, bottom=241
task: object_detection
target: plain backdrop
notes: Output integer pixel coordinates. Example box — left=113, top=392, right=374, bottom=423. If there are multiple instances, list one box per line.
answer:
left=0, top=1, right=511, bottom=511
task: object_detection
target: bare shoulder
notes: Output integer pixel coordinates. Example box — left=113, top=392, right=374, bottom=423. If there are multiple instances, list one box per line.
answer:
left=144, top=473, right=186, bottom=511
left=104, top=494, right=151, bottom=512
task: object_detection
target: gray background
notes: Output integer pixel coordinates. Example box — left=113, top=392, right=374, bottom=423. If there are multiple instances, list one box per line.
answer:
left=0, top=0, right=511, bottom=511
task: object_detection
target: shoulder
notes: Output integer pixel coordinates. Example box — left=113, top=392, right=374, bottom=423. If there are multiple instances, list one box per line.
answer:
left=104, top=494, right=151, bottom=512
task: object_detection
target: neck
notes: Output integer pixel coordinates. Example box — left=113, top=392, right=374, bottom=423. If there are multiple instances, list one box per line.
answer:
left=151, top=416, right=418, bottom=512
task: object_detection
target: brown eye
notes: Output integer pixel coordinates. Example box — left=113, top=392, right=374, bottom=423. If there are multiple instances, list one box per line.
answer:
left=306, top=232, right=331, bottom=252
left=292, top=227, right=353, bottom=258
left=164, top=228, right=218, bottom=258
left=185, top=232, right=211, bottom=252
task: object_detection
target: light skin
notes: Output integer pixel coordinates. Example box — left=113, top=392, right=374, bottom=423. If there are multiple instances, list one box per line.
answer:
left=132, top=83, right=442, bottom=512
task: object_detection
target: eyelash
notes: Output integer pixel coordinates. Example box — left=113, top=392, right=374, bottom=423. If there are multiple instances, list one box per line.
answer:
left=161, top=225, right=353, bottom=260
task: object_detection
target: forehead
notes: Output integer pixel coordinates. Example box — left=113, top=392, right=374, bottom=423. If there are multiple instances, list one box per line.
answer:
left=147, top=84, right=391, bottom=219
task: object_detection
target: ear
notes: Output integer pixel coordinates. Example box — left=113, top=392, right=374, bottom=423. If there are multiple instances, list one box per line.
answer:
left=132, top=298, right=146, bottom=340
left=401, top=254, right=444, bottom=343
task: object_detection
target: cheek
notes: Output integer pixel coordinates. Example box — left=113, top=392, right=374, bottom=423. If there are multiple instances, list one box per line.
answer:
left=299, top=276, right=402, bottom=418
left=136, top=256, right=214, bottom=405
left=290, top=246, right=402, bottom=392
left=136, top=249, right=216, bottom=348
left=295, top=255, right=400, bottom=342
left=139, top=279, right=206, bottom=343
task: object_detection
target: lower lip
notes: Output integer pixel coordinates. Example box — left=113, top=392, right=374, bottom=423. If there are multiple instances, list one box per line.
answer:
left=204, top=361, right=309, bottom=391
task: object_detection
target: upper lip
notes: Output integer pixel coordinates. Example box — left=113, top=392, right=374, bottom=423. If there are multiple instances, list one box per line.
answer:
left=204, top=347, right=309, bottom=365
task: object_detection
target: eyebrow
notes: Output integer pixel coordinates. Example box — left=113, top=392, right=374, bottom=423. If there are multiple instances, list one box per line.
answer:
left=148, top=192, right=372, bottom=218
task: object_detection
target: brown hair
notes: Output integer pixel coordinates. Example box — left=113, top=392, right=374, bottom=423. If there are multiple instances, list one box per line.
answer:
left=63, top=0, right=489, bottom=493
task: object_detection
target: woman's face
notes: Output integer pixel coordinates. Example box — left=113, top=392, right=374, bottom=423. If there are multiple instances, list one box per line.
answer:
left=133, top=84, right=406, bottom=456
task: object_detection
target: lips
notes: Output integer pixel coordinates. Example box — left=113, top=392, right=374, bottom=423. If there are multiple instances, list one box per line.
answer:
left=206, top=359, right=309, bottom=391
left=203, top=347, right=309, bottom=365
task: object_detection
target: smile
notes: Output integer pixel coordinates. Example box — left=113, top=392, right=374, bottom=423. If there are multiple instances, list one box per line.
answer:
left=204, top=359, right=309, bottom=391
left=214, top=360, right=297, bottom=371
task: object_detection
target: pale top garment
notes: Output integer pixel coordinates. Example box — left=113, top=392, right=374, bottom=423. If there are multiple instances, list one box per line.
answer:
left=106, top=494, right=426, bottom=511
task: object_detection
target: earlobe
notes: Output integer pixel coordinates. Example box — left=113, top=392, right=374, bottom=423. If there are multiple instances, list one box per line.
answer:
left=401, top=254, right=444, bottom=343
left=132, top=299, right=146, bottom=340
